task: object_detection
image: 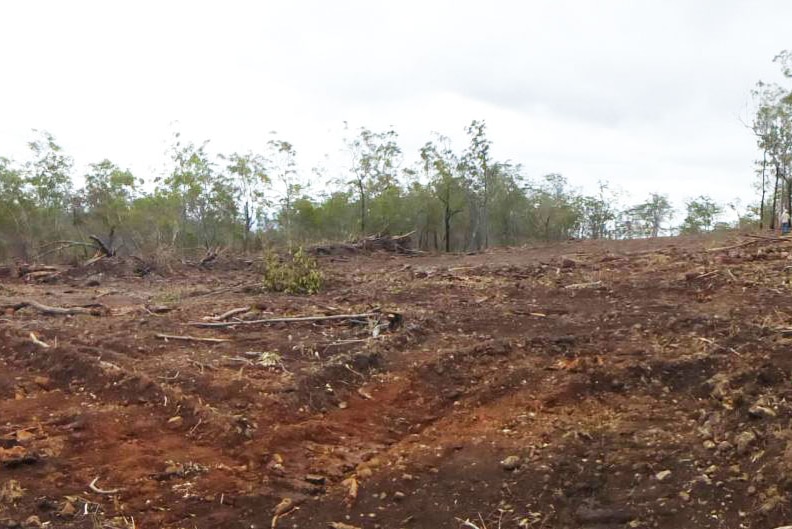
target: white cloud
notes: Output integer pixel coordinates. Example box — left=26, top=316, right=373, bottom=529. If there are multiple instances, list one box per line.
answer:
left=0, top=0, right=789, bottom=211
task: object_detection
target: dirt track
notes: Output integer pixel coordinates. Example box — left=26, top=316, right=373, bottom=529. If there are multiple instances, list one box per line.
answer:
left=2, top=234, right=792, bottom=529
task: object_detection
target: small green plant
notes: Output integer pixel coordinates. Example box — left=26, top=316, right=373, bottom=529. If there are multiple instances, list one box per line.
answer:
left=262, top=247, right=323, bottom=294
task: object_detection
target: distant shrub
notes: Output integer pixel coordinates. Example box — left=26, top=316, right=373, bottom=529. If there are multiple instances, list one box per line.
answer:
left=262, top=247, right=323, bottom=294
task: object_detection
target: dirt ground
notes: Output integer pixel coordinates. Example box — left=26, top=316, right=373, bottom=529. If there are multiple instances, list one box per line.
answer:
left=3, top=233, right=792, bottom=529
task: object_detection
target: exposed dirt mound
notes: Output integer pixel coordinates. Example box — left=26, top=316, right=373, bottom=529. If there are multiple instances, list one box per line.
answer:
left=1, top=233, right=792, bottom=528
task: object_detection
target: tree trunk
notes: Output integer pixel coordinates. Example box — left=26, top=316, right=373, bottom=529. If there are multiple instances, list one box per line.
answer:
left=444, top=205, right=451, bottom=253
left=786, top=173, right=792, bottom=219
left=467, top=202, right=480, bottom=251
left=358, top=181, right=366, bottom=236
left=243, top=201, right=251, bottom=253
left=759, top=150, right=767, bottom=230
left=771, top=169, right=780, bottom=230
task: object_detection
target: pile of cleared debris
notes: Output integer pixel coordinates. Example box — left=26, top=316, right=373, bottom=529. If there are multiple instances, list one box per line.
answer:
left=310, top=232, right=418, bottom=256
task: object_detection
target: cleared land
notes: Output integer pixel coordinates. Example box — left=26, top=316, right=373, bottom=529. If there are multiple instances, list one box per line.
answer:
left=2, top=234, right=792, bottom=529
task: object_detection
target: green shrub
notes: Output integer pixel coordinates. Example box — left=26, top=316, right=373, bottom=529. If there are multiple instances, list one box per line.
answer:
left=262, top=247, right=323, bottom=294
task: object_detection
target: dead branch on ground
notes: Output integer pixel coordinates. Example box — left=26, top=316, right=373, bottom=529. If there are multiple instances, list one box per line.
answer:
left=199, top=246, right=226, bottom=267
left=188, top=312, right=384, bottom=328
left=204, top=307, right=251, bottom=321
left=707, top=240, right=764, bottom=252
left=707, top=235, right=792, bottom=253
left=564, top=281, right=603, bottom=290
left=88, top=231, right=116, bottom=257
left=88, top=477, right=123, bottom=495
left=3, top=300, right=104, bottom=316
left=155, top=333, right=230, bottom=343
left=29, top=332, right=50, bottom=348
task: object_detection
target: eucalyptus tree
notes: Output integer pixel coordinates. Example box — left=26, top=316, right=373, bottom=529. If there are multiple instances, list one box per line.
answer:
left=0, top=157, right=31, bottom=257
left=752, top=52, right=792, bottom=228
left=268, top=139, right=300, bottom=248
left=162, top=133, right=237, bottom=248
left=344, top=126, right=402, bottom=235
left=625, top=193, right=673, bottom=238
left=680, top=195, right=722, bottom=234
left=461, top=120, right=494, bottom=250
left=224, top=152, right=268, bottom=251
left=82, top=159, right=138, bottom=231
left=420, top=135, right=466, bottom=252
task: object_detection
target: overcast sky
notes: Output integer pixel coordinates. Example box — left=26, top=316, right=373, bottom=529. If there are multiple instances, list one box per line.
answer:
left=1, top=0, right=790, bottom=213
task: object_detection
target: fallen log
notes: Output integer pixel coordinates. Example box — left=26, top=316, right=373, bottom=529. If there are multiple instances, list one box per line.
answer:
left=706, top=239, right=764, bottom=252
left=89, top=233, right=116, bottom=257
left=22, top=270, right=62, bottom=283
left=3, top=300, right=103, bottom=316
left=17, top=264, right=62, bottom=276
left=188, top=312, right=383, bottom=328
left=707, top=235, right=792, bottom=253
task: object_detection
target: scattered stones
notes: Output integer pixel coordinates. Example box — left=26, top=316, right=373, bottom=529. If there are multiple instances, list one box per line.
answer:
left=304, top=474, right=326, bottom=485
left=748, top=404, right=777, bottom=419
left=58, top=501, right=76, bottom=517
left=84, top=277, right=101, bottom=287
left=703, top=440, right=716, bottom=450
left=22, top=516, right=41, bottom=529
left=655, top=470, right=672, bottom=481
left=574, top=506, right=636, bottom=524
left=717, top=441, right=733, bottom=454
left=0, top=480, right=24, bottom=503
left=561, top=258, right=578, bottom=269
left=329, top=522, right=362, bottom=529
left=272, top=497, right=294, bottom=516
left=735, top=431, right=757, bottom=455
left=501, top=455, right=521, bottom=471
left=393, top=491, right=406, bottom=502
left=155, top=461, right=209, bottom=481
left=705, top=374, right=730, bottom=401
left=32, top=377, right=51, bottom=390
left=167, top=416, right=184, bottom=429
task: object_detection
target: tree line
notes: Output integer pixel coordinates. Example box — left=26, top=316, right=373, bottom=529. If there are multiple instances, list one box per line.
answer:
left=752, top=50, right=792, bottom=229
left=0, top=121, right=750, bottom=262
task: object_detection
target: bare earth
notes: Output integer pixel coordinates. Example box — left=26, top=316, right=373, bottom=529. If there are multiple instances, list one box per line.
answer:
left=2, top=233, right=792, bottom=529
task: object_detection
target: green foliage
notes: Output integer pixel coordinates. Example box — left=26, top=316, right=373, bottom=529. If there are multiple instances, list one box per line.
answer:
left=680, top=196, right=723, bottom=234
left=623, top=193, right=673, bottom=238
left=262, top=247, right=323, bottom=294
left=0, top=121, right=751, bottom=263
left=83, top=159, right=138, bottom=229
left=224, top=151, right=269, bottom=250
left=578, top=182, right=619, bottom=239
left=344, top=126, right=403, bottom=235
